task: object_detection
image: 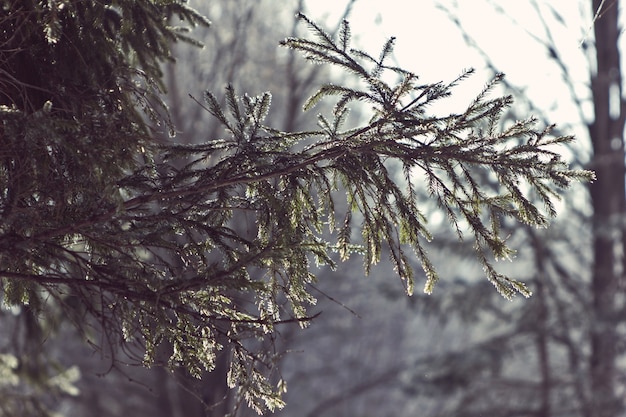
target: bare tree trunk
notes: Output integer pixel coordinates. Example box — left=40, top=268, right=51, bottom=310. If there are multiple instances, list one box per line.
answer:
left=532, top=244, right=551, bottom=417
left=588, top=1, right=625, bottom=416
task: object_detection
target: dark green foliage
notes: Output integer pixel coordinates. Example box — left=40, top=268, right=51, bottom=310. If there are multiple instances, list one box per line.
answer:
left=0, top=5, right=592, bottom=415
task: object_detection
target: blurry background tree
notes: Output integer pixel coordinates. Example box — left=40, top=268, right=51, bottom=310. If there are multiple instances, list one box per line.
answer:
left=0, top=1, right=592, bottom=417
left=369, top=1, right=624, bottom=416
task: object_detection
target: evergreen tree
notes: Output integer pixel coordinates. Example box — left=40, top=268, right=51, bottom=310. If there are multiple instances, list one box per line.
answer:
left=0, top=2, right=592, bottom=415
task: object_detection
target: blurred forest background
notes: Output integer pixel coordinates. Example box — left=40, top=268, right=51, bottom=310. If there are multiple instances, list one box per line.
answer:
left=1, top=0, right=623, bottom=416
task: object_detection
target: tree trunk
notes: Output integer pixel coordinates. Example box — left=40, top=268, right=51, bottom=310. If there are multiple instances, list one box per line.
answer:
left=588, top=1, right=625, bottom=416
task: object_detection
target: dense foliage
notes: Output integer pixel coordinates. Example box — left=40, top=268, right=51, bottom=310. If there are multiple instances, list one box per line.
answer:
left=0, top=2, right=592, bottom=414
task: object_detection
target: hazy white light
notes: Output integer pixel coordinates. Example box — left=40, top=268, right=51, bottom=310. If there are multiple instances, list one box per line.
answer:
left=610, top=81, right=621, bottom=120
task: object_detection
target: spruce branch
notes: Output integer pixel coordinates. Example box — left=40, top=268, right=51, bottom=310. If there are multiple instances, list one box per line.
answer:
left=277, top=14, right=594, bottom=297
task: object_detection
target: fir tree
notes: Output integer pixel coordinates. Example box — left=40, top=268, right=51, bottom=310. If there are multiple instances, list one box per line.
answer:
left=0, top=4, right=592, bottom=415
